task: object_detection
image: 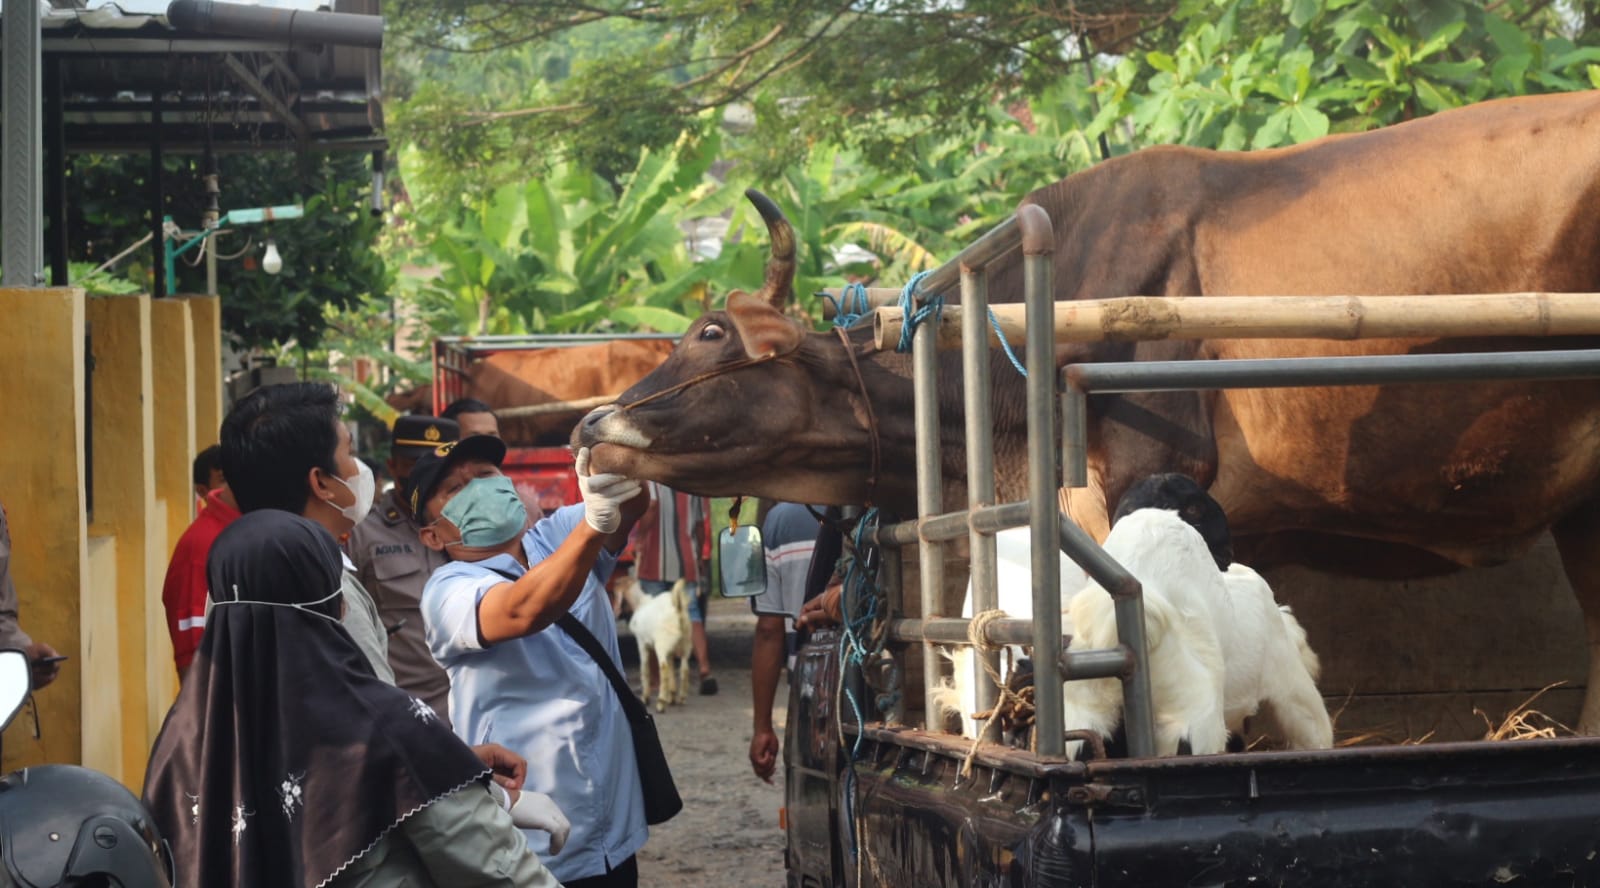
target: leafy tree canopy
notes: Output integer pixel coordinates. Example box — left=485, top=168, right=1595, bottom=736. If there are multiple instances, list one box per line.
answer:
left=387, top=0, right=1178, bottom=178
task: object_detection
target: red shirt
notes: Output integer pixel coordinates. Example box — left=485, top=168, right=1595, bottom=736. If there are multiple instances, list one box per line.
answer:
left=161, top=488, right=240, bottom=674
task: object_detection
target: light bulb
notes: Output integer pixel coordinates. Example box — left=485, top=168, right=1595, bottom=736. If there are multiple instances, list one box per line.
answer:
left=262, top=239, right=283, bottom=275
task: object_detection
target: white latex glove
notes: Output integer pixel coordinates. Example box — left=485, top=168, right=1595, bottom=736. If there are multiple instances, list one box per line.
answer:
left=510, top=791, right=572, bottom=855
left=576, top=447, right=641, bottom=534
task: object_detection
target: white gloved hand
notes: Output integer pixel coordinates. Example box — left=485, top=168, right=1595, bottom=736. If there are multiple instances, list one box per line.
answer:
left=510, top=790, right=572, bottom=855
left=576, top=447, right=641, bottom=534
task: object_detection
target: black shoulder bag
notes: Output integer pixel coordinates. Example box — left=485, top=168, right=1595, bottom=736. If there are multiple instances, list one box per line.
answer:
left=556, top=614, right=684, bottom=825
left=485, top=568, right=682, bottom=825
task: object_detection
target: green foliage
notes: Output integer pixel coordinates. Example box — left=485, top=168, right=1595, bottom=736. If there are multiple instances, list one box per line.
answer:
left=220, top=164, right=391, bottom=352
left=62, top=152, right=387, bottom=352
left=71, top=263, right=143, bottom=296
left=1087, top=0, right=1600, bottom=152
left=386, top=0, right=1182, bottom=179
left=387, top=0, right=1598, bottom=346
left=398, top=122, right=733, bottom=337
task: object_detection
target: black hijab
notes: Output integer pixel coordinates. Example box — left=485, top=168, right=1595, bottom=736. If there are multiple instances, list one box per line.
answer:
left=143, top=510, right=488, bottom=888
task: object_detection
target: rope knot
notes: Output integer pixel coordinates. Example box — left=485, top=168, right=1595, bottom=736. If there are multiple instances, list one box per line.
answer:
left=966, top=608, right=1009, bottom=652
left=895, top=270, right=942, bottom=353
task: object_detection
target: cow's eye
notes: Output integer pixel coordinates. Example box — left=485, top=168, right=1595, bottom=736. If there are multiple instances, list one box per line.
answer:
left=699, top=323, right=726, bottom=341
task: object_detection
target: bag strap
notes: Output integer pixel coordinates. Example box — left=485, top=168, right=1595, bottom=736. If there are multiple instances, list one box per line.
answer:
left=486, top=567, right=647, bottom=722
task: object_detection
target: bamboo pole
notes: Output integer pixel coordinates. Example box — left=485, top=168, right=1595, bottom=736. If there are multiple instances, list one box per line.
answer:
left=870, top=293, right=1600, bottom=351
left=495, top=394, right=617, bottom=419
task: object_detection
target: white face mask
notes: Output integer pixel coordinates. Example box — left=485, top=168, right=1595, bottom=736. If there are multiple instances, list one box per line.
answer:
left=329, top=460, right=375, bottom=527
left=212, top=582, right=344, bottom=624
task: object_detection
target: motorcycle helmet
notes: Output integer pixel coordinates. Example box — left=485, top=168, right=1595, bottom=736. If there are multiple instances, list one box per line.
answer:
left=0, top=764, right=173, bottom=888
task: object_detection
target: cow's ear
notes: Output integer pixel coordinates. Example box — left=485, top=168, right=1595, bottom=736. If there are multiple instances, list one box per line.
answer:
left=727, top=290, right=803, bottom=358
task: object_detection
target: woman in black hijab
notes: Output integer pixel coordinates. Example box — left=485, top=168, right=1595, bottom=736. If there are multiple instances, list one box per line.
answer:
left=144, top=510, right=559, bottom=888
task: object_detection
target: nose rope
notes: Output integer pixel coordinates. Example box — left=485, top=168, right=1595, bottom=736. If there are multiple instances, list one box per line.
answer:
left=615, top=350, right=786, bottom=413
left=610, top=330, right=878, bottom=508
left=834, top=325, right=880, bottom=508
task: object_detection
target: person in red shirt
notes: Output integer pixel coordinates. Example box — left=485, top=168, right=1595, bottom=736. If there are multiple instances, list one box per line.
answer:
left=162, top=454, right=241, bottom=678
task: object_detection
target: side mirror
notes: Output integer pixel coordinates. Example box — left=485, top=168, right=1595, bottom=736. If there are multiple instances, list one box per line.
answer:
left=0, top=649, right=30, bottom=734
left=718, top=525, right=767, bottom=598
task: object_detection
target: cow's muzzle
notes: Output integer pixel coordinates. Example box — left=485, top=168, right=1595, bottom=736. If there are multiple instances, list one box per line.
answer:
left=575, top=405, right=653, bottom=451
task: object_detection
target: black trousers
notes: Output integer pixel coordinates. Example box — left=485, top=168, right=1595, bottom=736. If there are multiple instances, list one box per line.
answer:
left=564, top=855, right=638, bottom=888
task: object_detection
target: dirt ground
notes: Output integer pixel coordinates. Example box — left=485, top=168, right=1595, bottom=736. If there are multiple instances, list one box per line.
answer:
left=618, top=593, right=791, bottom=887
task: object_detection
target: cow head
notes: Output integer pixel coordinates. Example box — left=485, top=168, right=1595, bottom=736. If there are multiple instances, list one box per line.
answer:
left=576, top=190, right=902, bottom=506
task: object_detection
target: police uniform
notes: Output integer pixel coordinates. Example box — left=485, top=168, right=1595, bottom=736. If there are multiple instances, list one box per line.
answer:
left=347, top=416, right=457, bottom=725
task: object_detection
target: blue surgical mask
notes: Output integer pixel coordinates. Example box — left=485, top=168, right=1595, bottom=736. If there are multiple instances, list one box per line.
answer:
left=440, top=475, right=529, bottom=549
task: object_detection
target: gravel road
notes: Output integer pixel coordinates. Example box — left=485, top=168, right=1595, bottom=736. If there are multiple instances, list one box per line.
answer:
left=620, top=594, right=791, bottom=887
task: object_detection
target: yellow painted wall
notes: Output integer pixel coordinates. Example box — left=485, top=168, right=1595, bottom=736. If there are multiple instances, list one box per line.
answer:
left=81, top=536, right=121, bottom=777
left=185, top=295, right=223, bottom=448
left=0, top=288, right=88, bottom=771
left=150, top=300, right=197, bottom=560
left=86, top=295, right=163, bottom=785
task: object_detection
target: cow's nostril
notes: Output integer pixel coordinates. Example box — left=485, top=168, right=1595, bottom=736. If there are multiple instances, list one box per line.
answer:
left=582, top=407, right=612, bottom=429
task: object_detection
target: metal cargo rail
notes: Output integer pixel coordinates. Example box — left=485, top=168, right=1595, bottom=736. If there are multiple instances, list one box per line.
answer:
left=821, top=205, right=1600, bottom=764
left=834, top=205, right=1159, bottom=758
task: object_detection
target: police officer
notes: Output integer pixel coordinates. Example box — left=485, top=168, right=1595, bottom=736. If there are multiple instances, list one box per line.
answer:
left=347, top=415, right=460, bottom=725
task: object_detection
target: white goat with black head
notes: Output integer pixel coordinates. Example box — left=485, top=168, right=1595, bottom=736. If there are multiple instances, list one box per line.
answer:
left=948, top=474, right=1332, bottom=756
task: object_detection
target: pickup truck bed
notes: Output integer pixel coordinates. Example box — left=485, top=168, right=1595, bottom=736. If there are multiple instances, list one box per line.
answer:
left=787, top=632, right=1600, bottom=888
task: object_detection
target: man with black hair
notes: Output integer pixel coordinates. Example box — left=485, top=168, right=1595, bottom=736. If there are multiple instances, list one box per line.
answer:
left=412, top=438, right=649, bottom=887
left=441, top=397, right=500, bottom=439
left=218, top=382, right=392, bottom=682
left=191, top=444, right=226, bottom=506
left=164, top=451, right=240, bottom=677
left=748, top=502, right=822, bottom=782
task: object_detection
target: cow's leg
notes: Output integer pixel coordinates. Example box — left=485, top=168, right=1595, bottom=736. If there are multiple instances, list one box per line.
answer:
left=1061, top=474, right=1112, bottom=542
left=1552, top=501, right=1600, bottom=735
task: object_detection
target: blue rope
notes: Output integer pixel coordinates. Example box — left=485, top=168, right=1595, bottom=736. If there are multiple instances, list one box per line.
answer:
left=988, top=306, right=1028, bottom=378
left=827, top=281, right=872, bottom=329
left=894, top=270, right=942, bottom=353
left=835, top=508, right=886, bottom=857
left=836, top=507, right=886, bottom=760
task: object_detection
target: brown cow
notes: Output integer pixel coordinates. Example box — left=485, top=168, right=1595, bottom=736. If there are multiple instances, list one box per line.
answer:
left=578, top=91, right=1600, bottom=731
left=392, top=339, right=675, bottom=445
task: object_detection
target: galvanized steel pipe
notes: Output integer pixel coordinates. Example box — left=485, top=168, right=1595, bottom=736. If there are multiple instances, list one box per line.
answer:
left=1019, top=203, right=1064, bottom=757
left=1059, top=513, right=1156, bottom=758
left=962, top=265, right=1001, bottom=720
left=912, top=285, right=945, bottom=731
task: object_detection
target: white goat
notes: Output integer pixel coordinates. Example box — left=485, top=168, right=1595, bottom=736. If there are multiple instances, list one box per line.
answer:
left=1061, top=509, right=1230, bottom=758
left=949, top=511, right=1332, bottom=755
left=625, top=576, right=692, bottom=713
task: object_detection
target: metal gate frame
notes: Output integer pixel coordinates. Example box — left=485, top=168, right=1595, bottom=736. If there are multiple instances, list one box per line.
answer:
left=841, top=203, right=1600, bottom=764
left=857, top=205, right=1158, bottom=759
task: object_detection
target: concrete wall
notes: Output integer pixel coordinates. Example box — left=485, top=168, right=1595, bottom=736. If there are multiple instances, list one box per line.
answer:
left=0, top=288, right=88, bottom=771
left=86, top=295, right=165, bottom=785
left=186, top=296, right=223, bottom=449
left=0, top=288, right=220, bottom=788
left=150, top=300, right=197, bottom=563
left=81, top=536, right=121, bottom=775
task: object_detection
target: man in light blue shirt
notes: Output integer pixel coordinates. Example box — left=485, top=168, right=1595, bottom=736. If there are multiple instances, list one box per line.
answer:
left=412, top=434, right=650, bottom=887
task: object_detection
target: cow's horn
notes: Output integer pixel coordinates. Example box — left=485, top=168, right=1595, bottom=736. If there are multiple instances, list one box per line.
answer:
left=745, top=188, right=796, bottom=309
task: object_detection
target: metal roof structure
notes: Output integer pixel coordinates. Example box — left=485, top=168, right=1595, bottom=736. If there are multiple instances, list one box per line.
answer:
left=0, top=0, right=386, bottom=288
left=15, top=0, right=384, bottom=154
